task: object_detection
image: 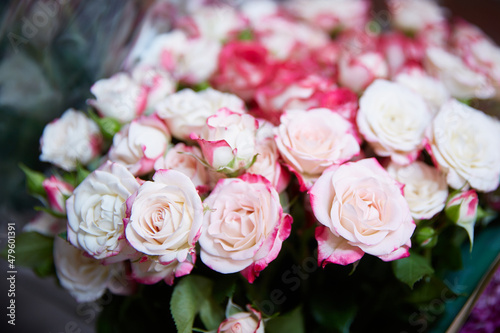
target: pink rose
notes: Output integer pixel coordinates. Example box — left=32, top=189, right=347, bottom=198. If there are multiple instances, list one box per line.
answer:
left=108, top=114, right=171, bottom=176
left=445, top=189, right=479, bottom=246
left=199, top=174, right=292, bottom=283
left=211, top=40, right=276, bottom=101
left=310, top=158, right=415, bottom=266
left=42, top=176, right=74, bottom=214
left=131, top=65, right=176, bottom=111
left=218, top=306, right=265, bottom=333
left=192, top=108, right=259, bottom=175
left=275, top=108, right=360, bottom=190
left=338, top=51, right=389, bottom=93
left=125, top=169, right=203, bottom=265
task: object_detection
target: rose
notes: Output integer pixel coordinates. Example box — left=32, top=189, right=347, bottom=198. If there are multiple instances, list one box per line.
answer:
left=89, top=72, right=147, bottom=123
left=275, top=108, right=360, bottom=190
left=23, top=212, right=66, bottom=237
left=193, top=108, right=259, bottom=175
left=40, top=108, right=102, bottom=171
left=108, top=114, right=171, bottom=176
left=378, top=32, right=425, bottom=77
left=211, top=40, right=276, bottom=101
left=452, top=20, right=500, bottom=99
left=199, top=174, right=292, bottom=283
left=125, top=169, right=203, bottom=265
left=42, top=176, right=74, bottom=214
left=338, top=51, right=389, bottom=94
left=66, top=161, right=140, bottom=260
left=310, top=158, right=415, bottom=265
left=130, top=255, right=195, bottom=285
left=155, top=88, right=245, bottom=140
left=178, top=4, right=245, bottom=42
left=247, top=137, right=290, bottom=193
left=54, top=237, right=132, bottom=303
left=139, top=30, right=221, bottom=84
left=424, top=47, right=495, bottom=100
left=285, top=0, right=370, bottom=32
left=445, top=189, right=479, bottom=246
left=387, top=0, right=446, bottom=33
left=426, top=99, right=500, bottom=192
left=154, top=143, right=209, bottom=193
left=357, top=79, right=432, bottom=165
left=394, top=66, right=450, bottom=114
left=387, top=161, right=448, bottom=220
left=131, top=65, right=176, bottom=111
left=218, top=307, right=265, bottom=333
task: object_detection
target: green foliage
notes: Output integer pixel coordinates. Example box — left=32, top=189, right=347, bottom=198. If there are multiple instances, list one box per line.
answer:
left=392, top=252, right=435, bottom=289
left=170, top=275, right=224, bottom=333
left=266, top=306, right=305, bottom=333
left=19, top=163, right=46, bottom=197
left=88, top=110, right=122, bottom=140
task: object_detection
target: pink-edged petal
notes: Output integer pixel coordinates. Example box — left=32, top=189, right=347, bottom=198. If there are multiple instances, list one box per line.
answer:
left=316, top=226, right=364, bottom=267
left=378, top=243, right=410, bottom=262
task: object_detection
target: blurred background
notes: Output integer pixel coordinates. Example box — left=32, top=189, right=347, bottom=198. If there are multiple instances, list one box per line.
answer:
left=0, top=0, right=500, bottom=332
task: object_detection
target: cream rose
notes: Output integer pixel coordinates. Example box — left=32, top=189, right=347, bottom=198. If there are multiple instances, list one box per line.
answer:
left=275, top=108, right=360, bottom=190
left=66, top=161, right=140, bottom=260
left=218, top=307, right=265, bottom=333
left=199, top=174, right=292, bottom=283
left=54, top=237, right=131, bottom=303
left=125, top=169, right=203, bottom=264
left=310, top=158, right=415, bottom=265
left=427, top=99, right=500, bottom=192
left=155, top=88, right=245, bottom=140
left=387, top=161, right=448, bottom=220
left=108, top=114, right=171, bottom=176
left=357, top=79, right=432, bottom=165
left=39, top=108, right=101, bottom=171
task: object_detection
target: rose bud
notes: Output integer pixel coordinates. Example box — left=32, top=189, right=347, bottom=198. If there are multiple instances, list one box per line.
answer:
left=445, top=189, right=479, bottom=248
left=42, top=176, right=74, bottom=214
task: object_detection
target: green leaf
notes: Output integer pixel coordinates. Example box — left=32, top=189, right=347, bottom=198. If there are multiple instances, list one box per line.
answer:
left=266, top=307, right=305, bottom=333
left=1, top=231, right=54, bottom=277
left=170, top=275, right=218, bottom=333
left=392, top=252, right=434, bottom=289
left=406, top=276, right=456, bottom=304
left=76, top=165, right=91, bottom=185
left=88, top=110, right=122, bottom=139
left=19, top=163, right=46, bottom=197
left=199, top=298, right=224, bottom=331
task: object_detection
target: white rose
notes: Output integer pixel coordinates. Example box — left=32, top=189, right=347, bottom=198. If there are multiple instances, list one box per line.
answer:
left=156, top=88, right=245, bottom=140
left=395, top=67, right=450, bottom=114
left=153, top=143, right=209, bottom=192
left=357, top=79, right=432, bottom=165
left=108, top=114, right=171, bottom=176
left=131, top=65, right=176, bottom=111
left=427, top=99, right=500, bottom=192
left=425, top=47, right=495, bottom=100
left=387, top=161, right=448, bottom=220
left=286, top=0, right=370, bottom=32
left=387, top=0, right=446, bottom=32
left=275, top=108, right=360, bottom=190
left=125, top=169, right=204, bottom=264
left=185, top=5, right=246, bottom=42
left=40, top=108, right=101, bottom=171
left=54, top=237, right=130, bottom=303
left=194, top=108, right=258, bottom=174
left=139, top=30, right=221, bottom=84
left=218, top=307, right=265, bottom=333
left=66, top=161, right=140, bottom=259
left=89, top=72, right=146, bottom=123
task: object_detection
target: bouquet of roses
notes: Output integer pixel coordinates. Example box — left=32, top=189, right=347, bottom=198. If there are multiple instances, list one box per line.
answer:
left=15, top=0, right=500, bottom=332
